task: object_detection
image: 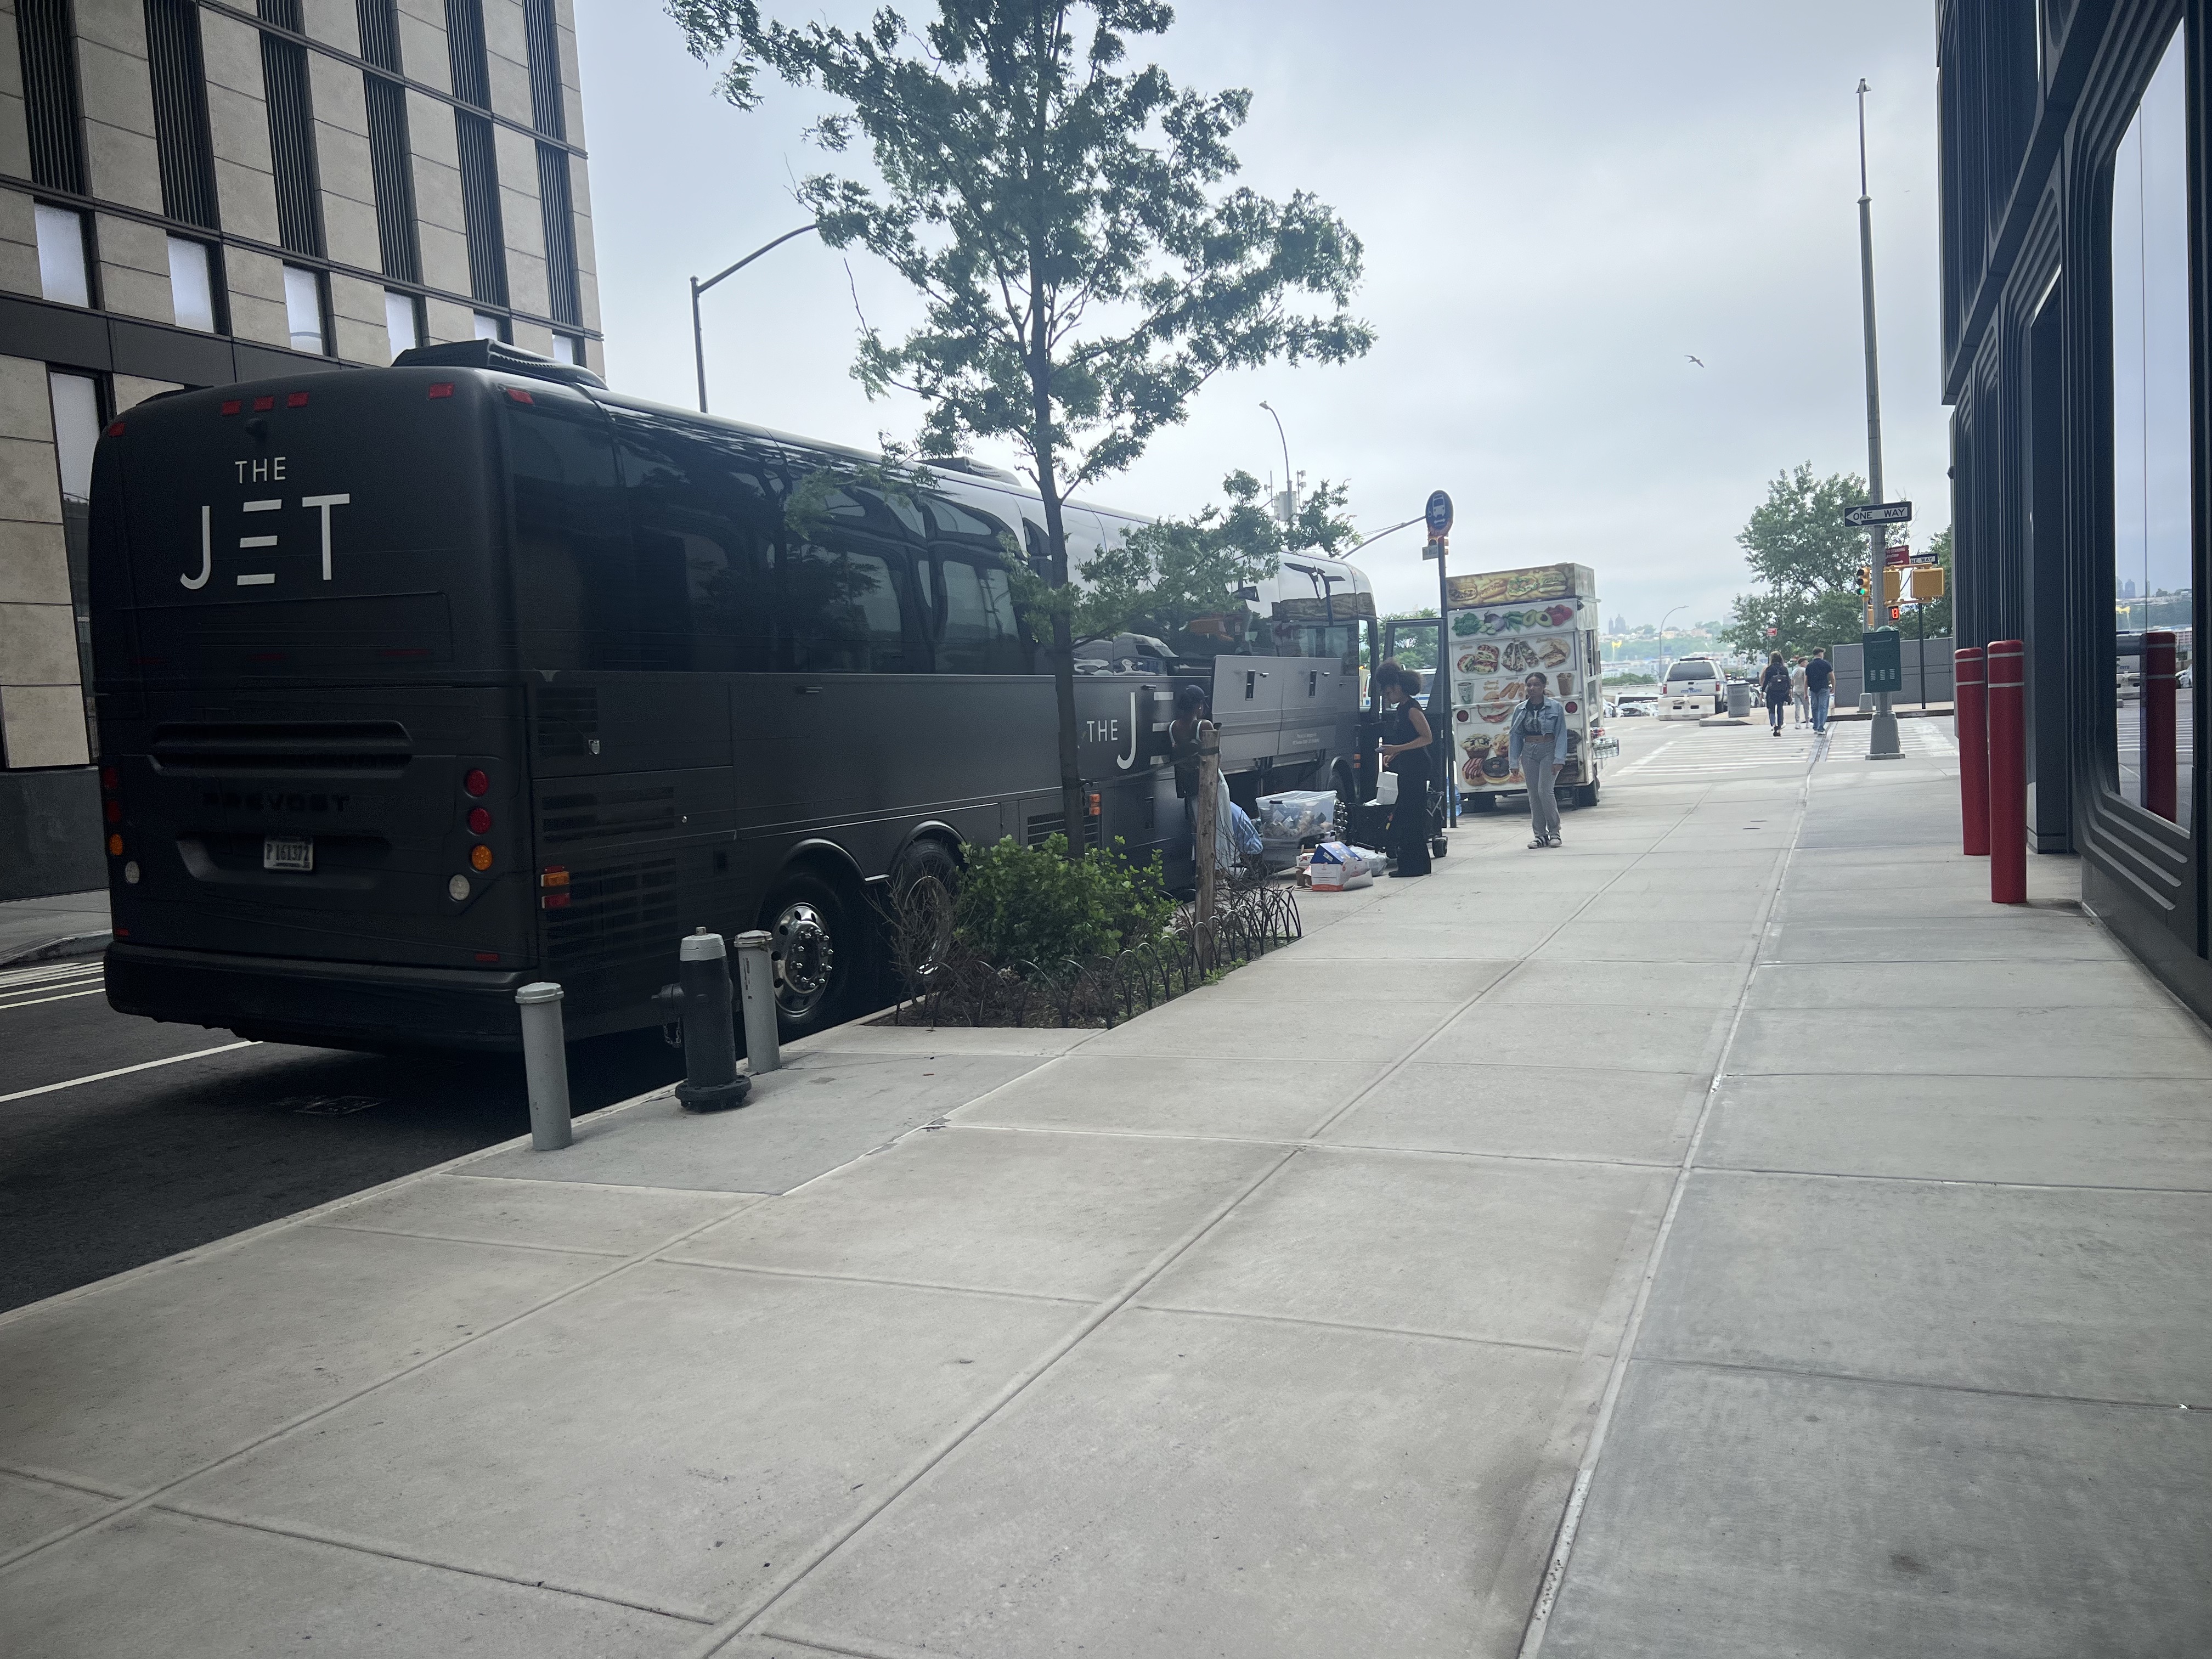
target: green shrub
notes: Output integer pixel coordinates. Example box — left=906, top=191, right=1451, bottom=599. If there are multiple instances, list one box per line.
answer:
left=953, top=835, right=1176, bottom=968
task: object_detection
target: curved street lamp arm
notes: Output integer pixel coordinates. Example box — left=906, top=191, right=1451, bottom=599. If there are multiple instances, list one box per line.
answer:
left=1339, top=517, right=1423, bottom=559
left=697, top=223, right=820, bottom=296
left=691, top=223, right=821, bottom=413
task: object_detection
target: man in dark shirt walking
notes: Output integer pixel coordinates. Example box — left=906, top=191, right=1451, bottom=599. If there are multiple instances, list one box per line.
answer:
left=1804, top=648, right=1835, bottom=733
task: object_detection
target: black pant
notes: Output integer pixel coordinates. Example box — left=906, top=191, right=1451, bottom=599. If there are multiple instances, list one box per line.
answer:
left=1389, top=770, right=1431, bottom=874
left=1767, top=693, right=1786, bottom=731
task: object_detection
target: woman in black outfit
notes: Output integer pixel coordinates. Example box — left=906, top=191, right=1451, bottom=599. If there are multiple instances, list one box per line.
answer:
left=1375, top=661, right=1435, bottom=877
left=1759, top=652, right=1792, bottom=736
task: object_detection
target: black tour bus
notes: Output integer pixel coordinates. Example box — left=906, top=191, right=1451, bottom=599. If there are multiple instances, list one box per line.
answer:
left=89, top=342, right=1372, bottom=1052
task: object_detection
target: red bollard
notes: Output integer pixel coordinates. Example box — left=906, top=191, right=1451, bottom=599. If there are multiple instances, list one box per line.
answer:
left=1956, top=646, right=1988, bottom=856
left=1987, top=639, right=2026, bottom=904
left=2143, top=629, right=2177, bottom=822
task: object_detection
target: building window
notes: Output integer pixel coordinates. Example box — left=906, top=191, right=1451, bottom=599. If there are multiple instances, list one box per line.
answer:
left=444, top=0, right=490, bottom=109
left=167, top=236, right=218, bottom=331
left=537, top=142, right=581, bottom=328
left=35, top=204, right=90, bottom=307
left=384, top=289, right=420, bottom=358
left=144, top=0, right=221, bottom=230
left=455, top=110, right=507, bottom=306
left=521, top=0, right=564, bottom=138
left=284, top=263, right=328, bottom=354
left=48, top=369, right=102, bottom=760
left=354, top=0, right=401, bottom=72
left=472, top=311, right=506, bottom=343
left=2109, top=27, right=2192, bottom=828
left=363, top=75, right=420, bottom=282
left=550, top=334, right=580, bottom=366
left=16, top=0, right=87, bottom=195
left=259, top=0, right=325, bottom=256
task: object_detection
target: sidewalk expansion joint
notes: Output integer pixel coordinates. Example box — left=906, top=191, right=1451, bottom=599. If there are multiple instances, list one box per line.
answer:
left=1634, top=1353, right=2205, bottom=1415
left=154, top=1497, right=718, bottom=1625
left=649, top=1255, right=1098, bottom=1306
left=1686, top=1162, right=2212, bottom=1196
left=1516, top=774, right=1808, bottom=1657
left=1122, top=1300, right=1584, bottom=1357
left=304, top=1220, right=634, bottom=1258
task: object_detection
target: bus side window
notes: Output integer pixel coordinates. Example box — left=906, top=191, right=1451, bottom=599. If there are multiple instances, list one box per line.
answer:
left=611, top=409, right=777, bottom=672
left=509, top=395, right=624, bottom=670
left=781, top=540, right=909, bottom=673
left=930, top=552, right=1024, bottom=673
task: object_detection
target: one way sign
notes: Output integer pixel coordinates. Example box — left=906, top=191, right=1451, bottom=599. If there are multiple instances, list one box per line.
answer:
left=1842, top=500, right=1913, bottom=528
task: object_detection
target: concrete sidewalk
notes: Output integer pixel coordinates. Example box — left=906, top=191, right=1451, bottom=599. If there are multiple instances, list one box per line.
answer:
left=0, top=889, right=108, bottom=966
left=1, top=728, right=2205, bottom=1657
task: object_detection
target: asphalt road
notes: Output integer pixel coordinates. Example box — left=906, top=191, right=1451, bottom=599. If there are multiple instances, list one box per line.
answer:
left=0, top=713, right=1839, bottom=1318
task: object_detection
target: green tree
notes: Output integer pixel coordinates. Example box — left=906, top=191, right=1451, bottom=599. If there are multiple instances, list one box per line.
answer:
left=672, top=0, right=1373, bottom=849
left=1380, top=607, right=1437, bottom=672
left=1721, top=462, right=1872, bottom=659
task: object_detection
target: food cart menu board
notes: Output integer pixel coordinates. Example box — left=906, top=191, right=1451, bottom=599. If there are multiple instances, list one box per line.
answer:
left=1448, top=631, right=1582, bottom=787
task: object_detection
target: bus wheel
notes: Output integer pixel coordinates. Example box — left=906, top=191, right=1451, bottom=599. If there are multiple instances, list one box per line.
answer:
left=764, top=873, right=854, bottom=1038
left=888, top=839, right=960, bottom=993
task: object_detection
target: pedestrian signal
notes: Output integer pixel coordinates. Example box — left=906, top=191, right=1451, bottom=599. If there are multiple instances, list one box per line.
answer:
left=1889, top=605, right=1902, bottom=620
left=1882, top=568, right=1904, bottom=602
left=1910, top=566, right=1946, bottom=600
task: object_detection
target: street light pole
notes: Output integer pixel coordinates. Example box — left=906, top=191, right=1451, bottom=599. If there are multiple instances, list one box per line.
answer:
left=1857, top=80, right=1903, bottom=760
left=1659, top=604, right=1685, bottom=668
left=690, top=223, right=820, bottom=414
left=1259, top=400, right=1294, bottom=529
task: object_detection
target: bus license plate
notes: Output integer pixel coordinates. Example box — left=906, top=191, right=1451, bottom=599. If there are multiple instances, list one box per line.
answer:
left=263, top=835, right=314, bottom=872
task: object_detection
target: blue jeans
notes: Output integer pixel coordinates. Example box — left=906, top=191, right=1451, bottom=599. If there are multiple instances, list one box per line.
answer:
left=1810, top=688, right=1832, bottom=731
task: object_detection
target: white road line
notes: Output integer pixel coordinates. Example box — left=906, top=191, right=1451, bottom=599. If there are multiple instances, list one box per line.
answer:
left=0, top=1041, right=256, bottom=1104
left=0, top=987, right=107, bottom=1012
left=0, top=962, right=104, bottom=990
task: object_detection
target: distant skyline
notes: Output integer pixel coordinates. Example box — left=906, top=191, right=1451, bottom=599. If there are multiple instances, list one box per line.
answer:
left=573, top=0, right=1949, bottom=630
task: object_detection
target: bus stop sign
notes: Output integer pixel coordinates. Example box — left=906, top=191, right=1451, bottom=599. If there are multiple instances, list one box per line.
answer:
left=1862, top=627, right=1904, bottom=692
left=1425, top=490, right=1453, bottom=538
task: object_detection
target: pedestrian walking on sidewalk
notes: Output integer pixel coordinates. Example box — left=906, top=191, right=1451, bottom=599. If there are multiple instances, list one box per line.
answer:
left=1510, top=670, right=1567, bottom=848
left=1375, top=661, right=1434, bottom=877
left=1760, top=652, right=1792, bottom=735
left=1790, top=658, right=1810, bottom=726
left=1805, top=647, right=1835, bottom=732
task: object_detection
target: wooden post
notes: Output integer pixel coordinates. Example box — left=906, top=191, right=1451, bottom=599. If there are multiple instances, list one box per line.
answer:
left=1193, top=720, right=1220, bottom=947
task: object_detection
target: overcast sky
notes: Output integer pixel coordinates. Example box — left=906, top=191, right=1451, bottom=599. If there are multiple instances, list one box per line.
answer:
left=569, top=0, right=1948, bottom=630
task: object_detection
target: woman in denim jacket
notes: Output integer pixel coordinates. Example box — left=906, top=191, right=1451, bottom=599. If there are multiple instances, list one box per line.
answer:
left=1508, top=671, right=1568, bottom=848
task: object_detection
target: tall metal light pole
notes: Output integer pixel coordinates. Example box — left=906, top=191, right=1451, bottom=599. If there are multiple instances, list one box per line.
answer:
left=690, top=223, right=819, bottom=414
left=1857, top=80, right=1903, bottom=759
left=1658, top=603, right=1685, bottom=667
left=1259, top=400, right=1295, bottom=528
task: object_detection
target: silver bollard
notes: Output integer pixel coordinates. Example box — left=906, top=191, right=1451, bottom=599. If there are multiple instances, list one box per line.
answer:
left=732, top=929, right=780, bottom=1075
left=515, top=981, right=572, bottom=1150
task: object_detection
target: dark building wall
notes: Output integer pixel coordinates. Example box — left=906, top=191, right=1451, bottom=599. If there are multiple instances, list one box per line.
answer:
left=1940, top=0, right=2211, bottom=1013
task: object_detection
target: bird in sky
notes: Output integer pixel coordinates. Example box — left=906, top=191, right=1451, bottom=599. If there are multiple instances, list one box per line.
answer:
left=1686, top=354, right=1706, bottom=368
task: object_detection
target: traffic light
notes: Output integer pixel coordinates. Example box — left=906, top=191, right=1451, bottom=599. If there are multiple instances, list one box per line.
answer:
left=1854, top=565, right=1871, bottom=597
left=1883, top=568, right=1904, bottom=603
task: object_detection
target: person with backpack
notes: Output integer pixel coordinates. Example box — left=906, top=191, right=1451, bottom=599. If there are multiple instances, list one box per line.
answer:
left=1760, top=652, right=1792, bottom=735
left=1804, top=647, right=1835, bottom=732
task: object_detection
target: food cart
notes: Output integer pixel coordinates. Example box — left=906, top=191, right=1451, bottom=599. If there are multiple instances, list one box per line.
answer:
left=1444, top=563, right=1613, bottom=811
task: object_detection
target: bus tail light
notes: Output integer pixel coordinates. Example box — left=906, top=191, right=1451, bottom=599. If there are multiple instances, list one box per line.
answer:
left=467, top=806, right=492, bottom=834
left=428, top=382, right=454, bottom=400
left=469, top=844, right=494, bottom=873
left=286, top=391, right=309, bottom=408
left=104, top=420, right=125, bottom=437
left=251, top=395, right=275, bottom=412
left=463, top=768, right=489, bottom=797
left=541, top=866, right=570, bottom=910
left=106, top=833, right=123, bottom=857
left=221, top=399, right=242, bottom=416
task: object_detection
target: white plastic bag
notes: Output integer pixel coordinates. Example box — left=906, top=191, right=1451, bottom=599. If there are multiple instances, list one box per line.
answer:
left=1254, top=789, right=1338, bottom=840
left=1365, top=771, right=1400, bottom=808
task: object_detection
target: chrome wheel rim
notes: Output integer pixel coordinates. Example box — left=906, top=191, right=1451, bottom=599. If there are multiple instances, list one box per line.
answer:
left=772, top=901, right=836, bottom=1021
